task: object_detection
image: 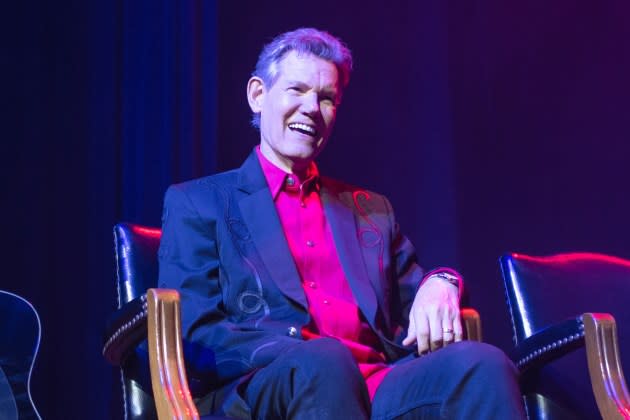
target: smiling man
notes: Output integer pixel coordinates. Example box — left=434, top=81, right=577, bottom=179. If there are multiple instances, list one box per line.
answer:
left=158, top=28, right=525, bottom=419
left=247, top=50, right=338, bottom=172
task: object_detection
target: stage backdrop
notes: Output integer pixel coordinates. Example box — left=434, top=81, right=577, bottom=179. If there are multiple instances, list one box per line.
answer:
left=5, top=0, right=629, bottom=418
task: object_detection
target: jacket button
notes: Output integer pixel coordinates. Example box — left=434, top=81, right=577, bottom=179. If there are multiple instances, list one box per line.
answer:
left=287, top=326, right=298, bottom=337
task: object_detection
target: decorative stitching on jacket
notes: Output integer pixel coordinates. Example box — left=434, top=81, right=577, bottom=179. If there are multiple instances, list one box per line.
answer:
left=352, top=190, right=384, bottom=279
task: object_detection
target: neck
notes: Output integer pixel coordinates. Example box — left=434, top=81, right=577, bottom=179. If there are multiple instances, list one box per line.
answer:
left=259, top=145, right=311, bottom=176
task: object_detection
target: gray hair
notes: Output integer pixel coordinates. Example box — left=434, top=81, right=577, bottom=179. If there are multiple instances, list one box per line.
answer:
left=251, top=27, right=353, bottom=128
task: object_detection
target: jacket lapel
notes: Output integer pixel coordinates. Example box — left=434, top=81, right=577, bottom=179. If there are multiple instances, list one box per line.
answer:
left=236, top=152, right=307, bottom=309
left=321, top=183, right=379, bottom=328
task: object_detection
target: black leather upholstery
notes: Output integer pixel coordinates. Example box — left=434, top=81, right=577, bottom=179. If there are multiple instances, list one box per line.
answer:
left=111, top=223, right=162, bottom=420
left=114, top=223, right=161, bottom=304
left=500, top=252, right=630, bottom=420
left=104, top=223, right=236, bottom=420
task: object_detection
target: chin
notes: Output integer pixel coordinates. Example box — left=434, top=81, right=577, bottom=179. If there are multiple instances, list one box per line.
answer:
left=288, top=144, right=317, bottom=158
left=289, top=154, right=315, bottom=165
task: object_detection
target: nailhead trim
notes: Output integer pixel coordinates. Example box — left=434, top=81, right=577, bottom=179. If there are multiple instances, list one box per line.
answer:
left=102, top=294, right=148, bottom=355
left=515, top=319, right=585, bottom=368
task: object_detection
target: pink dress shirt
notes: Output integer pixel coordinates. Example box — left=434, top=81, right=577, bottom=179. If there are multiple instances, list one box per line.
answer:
left=256, top=147, right=391, bottom=399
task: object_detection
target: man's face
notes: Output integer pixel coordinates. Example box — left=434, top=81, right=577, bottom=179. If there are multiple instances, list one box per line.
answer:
left=248, top=51, right=340, bottom=172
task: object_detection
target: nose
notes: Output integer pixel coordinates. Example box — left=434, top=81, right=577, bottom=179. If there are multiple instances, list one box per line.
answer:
left=301, top=92, right=320, bottom=116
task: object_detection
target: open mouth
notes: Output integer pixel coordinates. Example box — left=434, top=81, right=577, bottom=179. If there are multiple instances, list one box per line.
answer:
left=288, top=122, right=318, bottom=137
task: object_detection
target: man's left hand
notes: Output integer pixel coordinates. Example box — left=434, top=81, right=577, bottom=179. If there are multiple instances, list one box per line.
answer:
left=401, top=275, right=462, bottom=355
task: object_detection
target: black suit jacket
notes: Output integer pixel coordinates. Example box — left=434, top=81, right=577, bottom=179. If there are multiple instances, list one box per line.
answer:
left=158, top=150, right=423, bottom=409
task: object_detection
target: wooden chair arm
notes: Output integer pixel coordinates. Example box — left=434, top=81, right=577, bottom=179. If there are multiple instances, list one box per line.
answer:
left=461, top=307, right=482, bottom=342
left=146, top=288, right=200, bottom=420
left=583, top=313, right=630, bottom=420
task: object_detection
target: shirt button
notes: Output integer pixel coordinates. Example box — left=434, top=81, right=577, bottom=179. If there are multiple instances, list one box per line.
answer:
left=287, top=326, right=298, bottom=337
left=308, top=281, right=317, bottom=289
left=306, top=240, right=315, bottom=247
left=323, top=299, right=330, bottom=305
left=286, top=177, right=295, bottom=186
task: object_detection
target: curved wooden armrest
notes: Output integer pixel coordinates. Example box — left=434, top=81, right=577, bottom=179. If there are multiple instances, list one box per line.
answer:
left=583, top=313, right=630, bottom=420
left=146, top=288, right=200, bottom=420
left=461, top=307, right=482, bottom=342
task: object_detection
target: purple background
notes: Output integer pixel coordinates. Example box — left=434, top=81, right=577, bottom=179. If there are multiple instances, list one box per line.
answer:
left=5, top=1, right=629, bottom=418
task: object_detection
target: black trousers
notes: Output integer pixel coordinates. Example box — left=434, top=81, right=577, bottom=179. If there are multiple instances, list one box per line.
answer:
left=240, top=337, right=526, bottom=419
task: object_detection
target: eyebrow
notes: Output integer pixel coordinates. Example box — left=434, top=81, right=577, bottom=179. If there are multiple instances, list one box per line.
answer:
left=285, top=80, right=338, bottom=91
left=285, top=80, right=309, bottom=88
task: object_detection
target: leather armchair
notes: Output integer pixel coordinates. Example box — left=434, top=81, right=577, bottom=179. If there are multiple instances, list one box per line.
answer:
left=103, top=223, right=482, bottom=420
left=103, top=223, right=208, bottom=420
left=500, top=252, right=630, bottom=420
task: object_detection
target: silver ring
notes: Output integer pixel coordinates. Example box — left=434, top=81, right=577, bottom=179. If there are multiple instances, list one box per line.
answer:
left=443, top=328, right=454, bottom=334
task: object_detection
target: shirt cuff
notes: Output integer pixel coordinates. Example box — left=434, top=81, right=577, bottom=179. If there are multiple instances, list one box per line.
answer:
left=417, top=267, right=464, bottom=299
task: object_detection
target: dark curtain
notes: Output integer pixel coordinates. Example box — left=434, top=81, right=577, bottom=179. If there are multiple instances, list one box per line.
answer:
left=5, top=0, right=629, bottom=418
left=448, top=0, right=630, bottom=348
left=5, top=1, right=217, bottom=418
left=216, top=0, right=459, bottom=270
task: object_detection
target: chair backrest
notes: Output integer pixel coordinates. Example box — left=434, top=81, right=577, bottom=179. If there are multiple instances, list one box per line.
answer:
left=500, top=252, right=630, bottom=419
left=114, top=223, right=162, bottom=305
left=113, top=223, right=162, bottom=420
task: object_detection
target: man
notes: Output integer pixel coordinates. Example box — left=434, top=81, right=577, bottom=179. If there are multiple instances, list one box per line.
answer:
left=159, top=28, right=525, bottom=419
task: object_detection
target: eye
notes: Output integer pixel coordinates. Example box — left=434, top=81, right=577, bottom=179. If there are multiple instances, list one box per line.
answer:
left=288, top=86, right=303, bottom=93
left=321, top=95, right=337, bottom=105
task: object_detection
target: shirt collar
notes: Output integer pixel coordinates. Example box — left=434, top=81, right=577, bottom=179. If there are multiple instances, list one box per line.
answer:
left=255, top=146, right=320, bottom=200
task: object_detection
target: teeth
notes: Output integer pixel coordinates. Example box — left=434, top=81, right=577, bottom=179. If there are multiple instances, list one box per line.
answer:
left=288, top=123, right=316, bottom=135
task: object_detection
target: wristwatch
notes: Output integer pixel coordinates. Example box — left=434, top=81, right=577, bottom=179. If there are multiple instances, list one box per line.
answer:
left=430, top=271, right=460, bottom=289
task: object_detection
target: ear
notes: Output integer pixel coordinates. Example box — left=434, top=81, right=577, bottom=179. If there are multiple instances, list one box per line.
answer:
left=247, top=76, right=265, bottom=113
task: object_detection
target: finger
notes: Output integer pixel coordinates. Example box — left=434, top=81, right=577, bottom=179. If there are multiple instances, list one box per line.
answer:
left=442, top=318, right=455, bottom=345
left=402, top=314, right=416, bottom=346
left=415, top=313, right=430, bottom=355
left=429, top=311, right=444, bottom=352
left=453, top=313, right=464, bottom=342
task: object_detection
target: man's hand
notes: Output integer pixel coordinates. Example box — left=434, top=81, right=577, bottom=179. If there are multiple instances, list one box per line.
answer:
left=402, top=275, right=462, bottom=355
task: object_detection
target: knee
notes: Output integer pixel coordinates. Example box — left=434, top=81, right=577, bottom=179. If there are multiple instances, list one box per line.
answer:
left=286, top=338, right=362, bottom=382
left=440, top=342, right=524, bottom=416
left=449, top=341, right=518, bottom=381
left=296, top=337, right=356, bottom=370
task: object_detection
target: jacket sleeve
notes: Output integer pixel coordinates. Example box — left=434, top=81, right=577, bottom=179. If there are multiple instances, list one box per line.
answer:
left=158, top=184, right=302, bottom=391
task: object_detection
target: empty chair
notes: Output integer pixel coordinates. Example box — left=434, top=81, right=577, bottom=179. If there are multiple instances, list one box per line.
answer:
left=500, top=252, right=630, bottom=420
